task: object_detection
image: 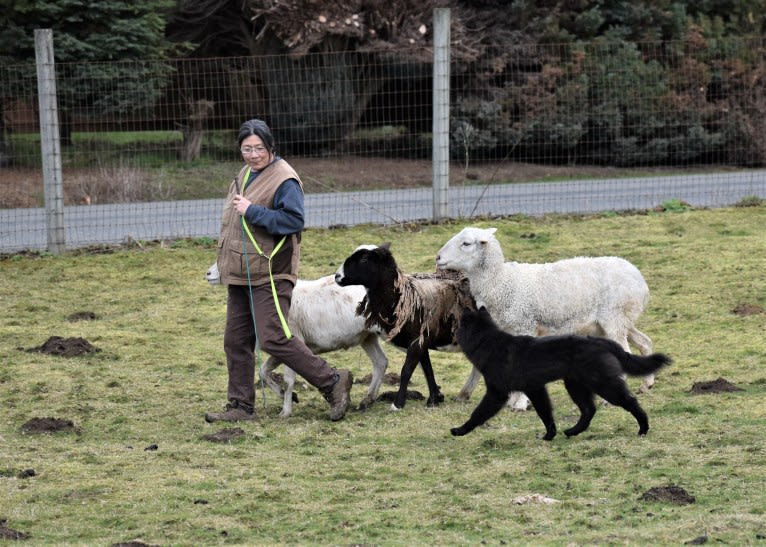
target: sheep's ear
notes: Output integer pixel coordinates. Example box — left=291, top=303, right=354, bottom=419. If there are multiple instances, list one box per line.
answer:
left=380, top=242, right=391, bottom=250
left=477, top=227, right=497, bottom=245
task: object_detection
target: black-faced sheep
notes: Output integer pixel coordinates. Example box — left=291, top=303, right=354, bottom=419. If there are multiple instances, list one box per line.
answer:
left=435, top=227, right=655, bottom=410
left=334, top=244, right=475, bottom=410
left=451, top=307, right=671, bottom=441
left=205, top=261, right=388, bottom=416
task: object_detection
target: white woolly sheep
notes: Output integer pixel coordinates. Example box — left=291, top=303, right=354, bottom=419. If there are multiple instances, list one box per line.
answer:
left=435, top=227, right=655, bottom=410
left=205, top=258, right=388, bottom=417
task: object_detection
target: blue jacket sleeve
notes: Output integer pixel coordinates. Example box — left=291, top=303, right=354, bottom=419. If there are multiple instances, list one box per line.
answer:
left=243, top=179, right=305, bottom=235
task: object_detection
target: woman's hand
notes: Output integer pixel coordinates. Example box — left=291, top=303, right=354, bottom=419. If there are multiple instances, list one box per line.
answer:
left=232, top=194, right=252, bottom=215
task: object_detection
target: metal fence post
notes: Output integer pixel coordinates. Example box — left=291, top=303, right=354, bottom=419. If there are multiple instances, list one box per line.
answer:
left=35, top=28, right=65, bottom=254
left=432, top=8, right=451, bottom=221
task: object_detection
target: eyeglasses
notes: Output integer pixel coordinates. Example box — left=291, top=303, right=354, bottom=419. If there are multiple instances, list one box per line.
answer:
left=240, top=146, right=269, bottom=155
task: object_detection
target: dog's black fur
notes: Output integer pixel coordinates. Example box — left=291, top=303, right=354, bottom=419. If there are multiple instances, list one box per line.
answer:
left=451, top=307, right=671, bottom=441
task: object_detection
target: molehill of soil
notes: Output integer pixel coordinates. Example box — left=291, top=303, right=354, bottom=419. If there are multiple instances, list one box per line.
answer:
left=25, top=335, right=99, bottom=357
left=732, top=303, right=765, bottom=316
left=640, top=484, right=696, bottom=505
left=690, top=377, right=743, bottom=395
left=20, top=417, right=80, bottom=434
left=0, top=519, right=30, bottom=540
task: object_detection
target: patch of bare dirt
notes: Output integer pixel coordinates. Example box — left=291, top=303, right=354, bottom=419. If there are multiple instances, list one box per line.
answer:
left=356, top=372, right=401, bottom=386
left=201, top=428, right=246, bottom=443
left=20, top=417, right=80, bottom=434
left=640, top=484, right=696, bottom=505
left=67, top=310, right=99, bottom=322
left=690, top=377, right=744, bottom=394
left=732, top=303, right=764, bottom=316
left=26, top=336, right=99, bottom=357
left=0, top=519, right=30, bottom=541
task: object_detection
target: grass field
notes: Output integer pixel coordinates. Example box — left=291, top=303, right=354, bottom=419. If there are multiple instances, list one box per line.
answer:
left=1, top=206, right=765, bottom=545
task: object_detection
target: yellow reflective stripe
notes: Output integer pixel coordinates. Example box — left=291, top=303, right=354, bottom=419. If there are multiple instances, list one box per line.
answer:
left=269, top=259, right=292, bottom=339
left=238, top=168, right=292, bottom=339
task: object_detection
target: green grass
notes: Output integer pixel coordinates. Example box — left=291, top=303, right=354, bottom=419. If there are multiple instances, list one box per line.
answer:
left=1, top=207, right=765, bottom=545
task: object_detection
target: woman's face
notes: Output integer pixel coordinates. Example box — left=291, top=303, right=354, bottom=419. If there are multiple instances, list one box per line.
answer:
left=240, top=135, right=273, bottom=171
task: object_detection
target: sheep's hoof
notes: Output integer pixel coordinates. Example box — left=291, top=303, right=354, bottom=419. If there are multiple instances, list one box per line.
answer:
left=454, top=392, right=471, bottom=402
left=356, top=397, right=376, bottom=411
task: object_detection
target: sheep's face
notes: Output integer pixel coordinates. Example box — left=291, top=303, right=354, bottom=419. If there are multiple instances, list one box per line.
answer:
left=335, top=244, right=394, bottom=288
left=435, top=227, right=497, bottom=272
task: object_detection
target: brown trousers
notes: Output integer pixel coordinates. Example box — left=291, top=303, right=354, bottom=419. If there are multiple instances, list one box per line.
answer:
left=223, top=282, right=337, bottom=408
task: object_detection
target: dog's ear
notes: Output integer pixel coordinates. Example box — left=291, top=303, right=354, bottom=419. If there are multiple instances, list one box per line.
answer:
left=380, top=242, right=391, bottom=250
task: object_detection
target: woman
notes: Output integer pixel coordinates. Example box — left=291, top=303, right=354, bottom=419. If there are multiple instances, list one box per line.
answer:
left=205, top=119, right=353, bottom=422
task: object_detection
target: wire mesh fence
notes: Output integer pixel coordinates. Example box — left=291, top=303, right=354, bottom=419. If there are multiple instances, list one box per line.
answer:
left=1, top=36, right=765, bottom=253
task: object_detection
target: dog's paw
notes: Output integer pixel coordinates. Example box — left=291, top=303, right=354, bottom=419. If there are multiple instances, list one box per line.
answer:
left=389, top=403, right=403, bottom=412
left=450, top=426, right=468, bottom=436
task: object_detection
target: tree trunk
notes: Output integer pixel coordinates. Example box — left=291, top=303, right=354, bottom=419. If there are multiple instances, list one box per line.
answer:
left=0, top=99, right=8, bottom=167
left=180, top=99, right=215, bottom=161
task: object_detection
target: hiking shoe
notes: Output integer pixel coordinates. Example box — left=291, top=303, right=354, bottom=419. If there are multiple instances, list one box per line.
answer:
left=322, top=370, right=353, bottom=421
left=204, top=401, right=256, bottom=423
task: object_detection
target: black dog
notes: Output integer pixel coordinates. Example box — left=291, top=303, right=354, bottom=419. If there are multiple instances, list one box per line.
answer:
left=451, top=307, right=671, bottom=441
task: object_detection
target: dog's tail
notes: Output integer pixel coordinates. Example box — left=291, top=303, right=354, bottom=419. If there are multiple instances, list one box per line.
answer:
left=620, top=352, right=672, bottom=376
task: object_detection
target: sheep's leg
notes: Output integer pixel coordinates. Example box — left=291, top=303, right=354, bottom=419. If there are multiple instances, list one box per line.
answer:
left=450, top=388, right=508, bottom=436
left=278, top=366, right=297, bottom=418
left=260, top=357, right=284, bottom=398
left=259, top=357, right=298, bottom=418
left=419, top=351, right=444, bottom=408
left=457, top=366, right=529, bottom=411
left=562, top=379, right=596, bottom=437
left=526, top=387, right=557, bottom=441
left=358, top=335, right=389, bottom=410
left=391, top=346, right=421, bottom=411
left=456, top=365, right=481, bottom=401
left=601, top=326, right=634, bottom=399
left=628, top=327, right=655, bottom=392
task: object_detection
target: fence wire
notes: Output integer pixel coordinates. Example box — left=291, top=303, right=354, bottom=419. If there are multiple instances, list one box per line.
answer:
left=1, top=39, right=765, bottom=253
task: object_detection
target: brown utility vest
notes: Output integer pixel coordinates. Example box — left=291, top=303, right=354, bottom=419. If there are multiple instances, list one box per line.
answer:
left=216, top=159, right=303, bottom=287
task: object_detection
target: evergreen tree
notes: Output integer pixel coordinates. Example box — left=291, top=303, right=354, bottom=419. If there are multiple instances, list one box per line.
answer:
left=0, top=0, right=188, bottom=146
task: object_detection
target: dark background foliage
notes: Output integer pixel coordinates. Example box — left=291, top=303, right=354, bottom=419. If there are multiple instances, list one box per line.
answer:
left=2, top=0, right=765, bottom=166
